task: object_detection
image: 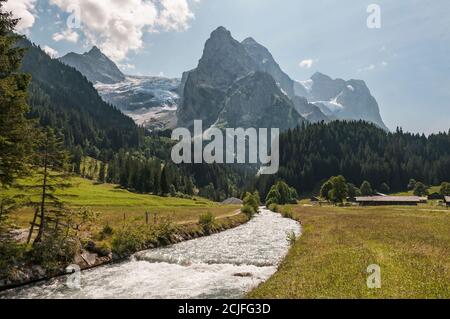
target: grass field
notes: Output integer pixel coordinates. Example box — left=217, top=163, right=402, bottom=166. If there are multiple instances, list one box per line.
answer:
left=393, top=186, right=441, bottom=196
left=249, top=203, right=450, bottom=299
left=4, top=176, right=240, bottom=229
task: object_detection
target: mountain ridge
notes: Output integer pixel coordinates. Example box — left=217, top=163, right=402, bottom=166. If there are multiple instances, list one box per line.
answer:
left=59, top=46, right=126, bottom=84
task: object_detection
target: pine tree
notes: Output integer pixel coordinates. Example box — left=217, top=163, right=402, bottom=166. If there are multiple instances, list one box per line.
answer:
left=0, top=1, right=32, bottom=187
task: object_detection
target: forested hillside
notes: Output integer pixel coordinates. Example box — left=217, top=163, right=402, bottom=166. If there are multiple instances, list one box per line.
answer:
left=18, top=39, right=145, bottom=157
left=256, top=121, right=450, bottom=197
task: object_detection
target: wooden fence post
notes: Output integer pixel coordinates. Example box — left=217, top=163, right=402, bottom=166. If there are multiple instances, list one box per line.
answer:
left=145, top=211, right=149, bottom=225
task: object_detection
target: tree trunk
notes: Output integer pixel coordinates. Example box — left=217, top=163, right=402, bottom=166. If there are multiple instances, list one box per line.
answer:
left=34, top=147, right=48, bottom=244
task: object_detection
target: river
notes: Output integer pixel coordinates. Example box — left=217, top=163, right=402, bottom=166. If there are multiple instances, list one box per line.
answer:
left=0, top=208, right=300, bottom=299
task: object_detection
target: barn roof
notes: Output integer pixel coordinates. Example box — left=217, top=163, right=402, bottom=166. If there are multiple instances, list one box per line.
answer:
left=355, top=196, right=424, bottom=202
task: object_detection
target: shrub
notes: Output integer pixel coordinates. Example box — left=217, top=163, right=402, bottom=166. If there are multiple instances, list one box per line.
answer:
left=268, top=203, right=278, bottom=212
left=111, top=225, right=148, bottom=257
left=95, top=242, right=112, bottom=257
left=199, top=212, right=215, bottom=233
left=243, top=192, right=259, bottom=212
left=99, top=224, right=114, bottom=240
left=30, top=235, right=80, bottom=272
left=0, top=241, right=27, bottom=279
left=241, top=205, right=256, bottom=219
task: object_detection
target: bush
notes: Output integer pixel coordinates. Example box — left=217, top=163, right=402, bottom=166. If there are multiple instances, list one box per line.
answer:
left=95, top=242, right=112, bottom=257
left=0, top=241, right=27, bottom=279
left=111, top=225, right=148, bottom=257
left=243, top=192, right=259, bottom=212
left=241, top=205, right=256, bottom=219
left=199, top=212, right=215, bottom=233
left=99, top=224, right=114, bottom=240
left=30, top=235, right=80, bottom=272
left=268, top=203, right=278, bottom=212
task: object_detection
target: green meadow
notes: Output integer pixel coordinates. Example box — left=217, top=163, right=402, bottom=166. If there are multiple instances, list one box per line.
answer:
left=3, top=176, right=240, bottom=229
left=249, top=203, right=450, bottom=299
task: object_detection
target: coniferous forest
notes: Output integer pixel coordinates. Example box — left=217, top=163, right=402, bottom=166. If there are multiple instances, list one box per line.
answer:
left=255, top=121, right=450, bottom=198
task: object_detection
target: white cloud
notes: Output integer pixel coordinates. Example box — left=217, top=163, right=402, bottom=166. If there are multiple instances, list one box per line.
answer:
left=299, top=59, right=316, bottom=69
left=49, top=0, right=196, bottom=61
left=52, top=28, right=79, bottom=43
left=3, top=0, right=37, bottom=32
left=42, top=45, right=59, bottom=58
left=358, top=61, right=388, bottom=73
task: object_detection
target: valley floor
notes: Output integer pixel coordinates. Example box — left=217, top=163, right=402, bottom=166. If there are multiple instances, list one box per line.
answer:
left=248, top=204, right=450, bottom=299
left=7, top=176, right=240, bottom=232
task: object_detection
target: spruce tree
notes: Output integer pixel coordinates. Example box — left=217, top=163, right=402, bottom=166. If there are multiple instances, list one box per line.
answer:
left=0, top=1, right=32, bottom=187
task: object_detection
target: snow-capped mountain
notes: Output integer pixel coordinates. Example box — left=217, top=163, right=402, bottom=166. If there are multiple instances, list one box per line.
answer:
left=95, top=76, right=180, bottom=131
left=59, top=46, right=180, bottom=130
left=60, top=33, right=388, bottom=132
left=295, top=72, right=388, bottom=130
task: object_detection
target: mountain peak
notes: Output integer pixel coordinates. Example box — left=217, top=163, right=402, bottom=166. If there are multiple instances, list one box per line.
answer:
left=210, top=26, right=232, bottom=39
left=311, top=72, right=332, bottom=81
left=60, top=46, right=125, bottom=84
left=242, top=37, right=257, bottom=45
left=86, top=46, right=104, bottom=57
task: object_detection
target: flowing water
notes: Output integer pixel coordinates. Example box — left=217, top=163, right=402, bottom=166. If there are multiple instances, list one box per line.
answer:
left=1, top=208, right=300, bottom=299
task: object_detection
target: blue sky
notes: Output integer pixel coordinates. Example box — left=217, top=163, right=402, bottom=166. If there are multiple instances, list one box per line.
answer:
left=7, top=0, right=450, bottom=134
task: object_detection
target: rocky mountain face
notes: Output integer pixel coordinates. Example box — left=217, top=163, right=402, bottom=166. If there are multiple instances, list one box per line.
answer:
left=215, top=71, right=304, bottom=129
left=178, top=27, right=259, bottom=129
left=241, top=37, right=295, bottom=98
left=60, top=27, right=388, bottom=133
left=292, top=96, right=330, bottom=123
left=296, top=72, right=388, bottom=130
left=178, top=27, right=304, bottom=131
left=59, top=46, right=125, bottom=84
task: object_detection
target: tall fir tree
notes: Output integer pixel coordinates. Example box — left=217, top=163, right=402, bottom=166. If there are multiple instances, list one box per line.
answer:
left=25, top=128, right=71, bottom=244
left=0, top=1, right=32, bottom=187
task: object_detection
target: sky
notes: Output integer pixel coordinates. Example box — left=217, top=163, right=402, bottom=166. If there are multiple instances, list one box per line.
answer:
left=5, top=0, right=450, bottom=135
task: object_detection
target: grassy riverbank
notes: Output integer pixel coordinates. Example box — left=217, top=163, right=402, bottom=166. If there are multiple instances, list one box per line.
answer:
left=1, top=176, right=244, bottom=288
left=249, top=204, right=450, bottom=299
left=5, top=176, right=240, bottom=229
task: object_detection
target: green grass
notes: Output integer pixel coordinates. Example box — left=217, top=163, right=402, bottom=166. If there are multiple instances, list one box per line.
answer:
left=392, top=185, right=441, bottom=196
left=3, top=176, right=240, bottom=229
left=249, top=204, right=450, bottom=299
